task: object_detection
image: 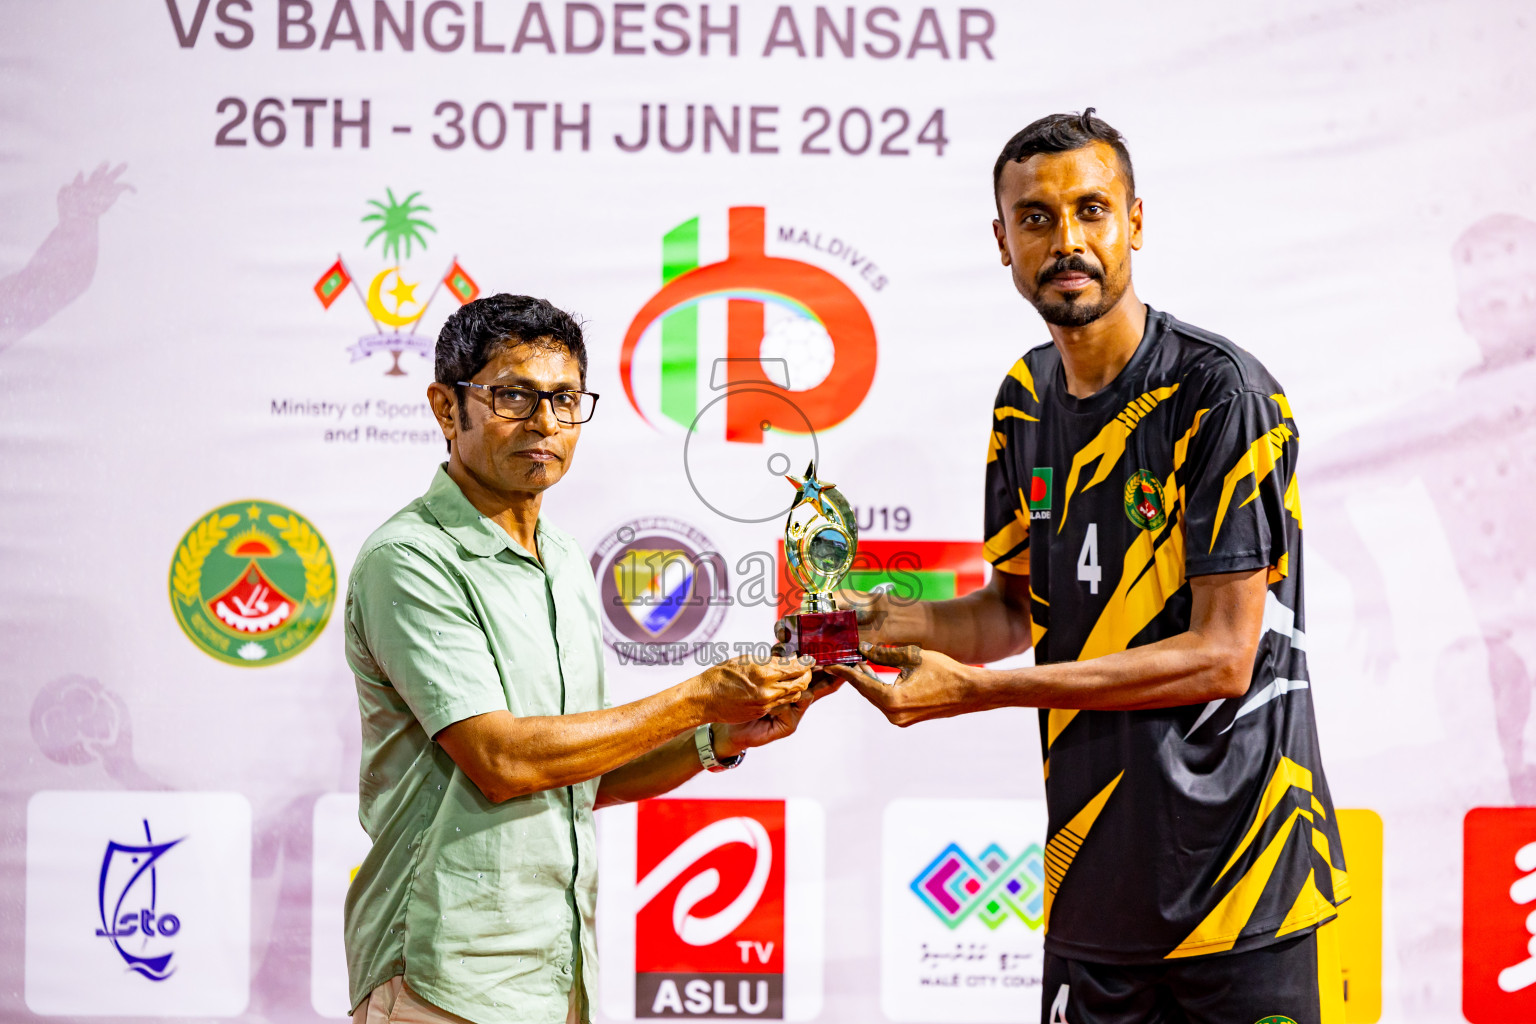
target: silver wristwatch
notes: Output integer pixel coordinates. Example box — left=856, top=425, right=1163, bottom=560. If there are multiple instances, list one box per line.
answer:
left=695, top=724, right=745, bottom=772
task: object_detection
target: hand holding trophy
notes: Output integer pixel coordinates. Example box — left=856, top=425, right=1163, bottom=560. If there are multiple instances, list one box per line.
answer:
left=776, top=461, right=864, bottom=665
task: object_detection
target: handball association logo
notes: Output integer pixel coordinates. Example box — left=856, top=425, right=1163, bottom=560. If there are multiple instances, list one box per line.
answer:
left=168, top=500, right=334, bottom=666
left=589, top=518, right=728, bottom=665
left=619, top=206, right=877, bottom=445
left=312, top=188, right=480, bottom=376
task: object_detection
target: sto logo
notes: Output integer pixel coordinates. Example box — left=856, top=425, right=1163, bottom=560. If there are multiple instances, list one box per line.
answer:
left=620, top=207, right=877, bottom=444
left=94, top=820, right=183, bottom=982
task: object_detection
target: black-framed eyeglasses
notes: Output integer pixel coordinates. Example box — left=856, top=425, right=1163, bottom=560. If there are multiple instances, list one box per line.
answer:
left=457, top=382, right=600, bottom=425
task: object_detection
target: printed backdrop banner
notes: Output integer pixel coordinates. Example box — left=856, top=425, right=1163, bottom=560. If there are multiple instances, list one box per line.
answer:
left=2, top=1, right=1535, bottom=1021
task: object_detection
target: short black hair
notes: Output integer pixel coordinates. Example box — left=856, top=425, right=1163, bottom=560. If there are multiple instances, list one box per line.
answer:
left=992, top=108, right=1135, bottom=211
left=435, top=294, right=588, bottom=445
left=435, top=292, right=588, bottom=389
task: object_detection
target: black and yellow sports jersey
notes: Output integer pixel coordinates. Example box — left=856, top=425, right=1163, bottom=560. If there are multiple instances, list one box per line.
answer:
left=983, top=307, right=1347, bottom=964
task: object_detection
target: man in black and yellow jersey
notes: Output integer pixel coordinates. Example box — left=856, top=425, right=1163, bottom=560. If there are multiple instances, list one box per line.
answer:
left=829, top=111, right=1348, bottom=1023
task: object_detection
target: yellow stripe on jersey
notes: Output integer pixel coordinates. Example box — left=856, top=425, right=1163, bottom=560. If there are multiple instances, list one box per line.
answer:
left=984, top=510, right=1031, bottom=574
left=1029, top=587, right=1048, bottom=648
left=1043, top=771, right=1123, bottom=928
left=1210, top=422, right=1295, bottom=553
left=995, top=406, right=1040, bottom=422
left=987, top=430, right=1006, bottom=465
left=1164, top=755, right=1345, bottom=958
left=1059, top=386, right=1179, bottom=533
left=1275, top=867, right=1335, bottom=938
left=1284, top=471, right=1304, bottom=528
left=1165, top=805, right=1314, bottom=957
left=1215, top=756, right=1314, bottom=884
left=1173, top=408, right=1210, bottom=467
left=1077, top=459, right=1188, bottom=664
left=1047, top=709, right=1078, bottom=749
left=1315, top=824, right=1351, bottom=904
left=1270, top=392, right=1295, bottom=421
left=1008, top=358, right=1040, bottom=404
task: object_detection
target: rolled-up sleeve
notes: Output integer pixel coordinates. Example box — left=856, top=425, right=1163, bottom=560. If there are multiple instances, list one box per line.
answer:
left=347, top=542, right=508, bottom=738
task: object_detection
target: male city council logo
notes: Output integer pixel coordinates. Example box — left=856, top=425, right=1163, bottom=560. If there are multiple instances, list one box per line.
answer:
left=313, top=188, right=481, bottom=376
left=619, top=206, right=877, bottom=445
left=94, top=819, right=183, bottom=982
left=589, top=517, right=727, bottom=664
left=169, top=500, right=334, bottom=666
left=911, top=841, right=1046, bottom=930
left=1123, top=468, right=1168, bottom=531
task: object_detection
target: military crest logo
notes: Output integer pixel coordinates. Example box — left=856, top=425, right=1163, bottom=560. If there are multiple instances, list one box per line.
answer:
left=313, top=188, right=480, bottom=375
left=169, top=500, right=335, bottom=666
left=1123, top=469, right=1168, bottom=531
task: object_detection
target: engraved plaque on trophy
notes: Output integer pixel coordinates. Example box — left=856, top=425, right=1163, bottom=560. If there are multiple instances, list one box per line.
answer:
left=778, top=461, right=863, bottom=665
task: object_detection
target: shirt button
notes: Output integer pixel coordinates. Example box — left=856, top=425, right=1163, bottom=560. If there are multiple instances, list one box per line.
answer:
left=560, top=961, right=573, bottom=975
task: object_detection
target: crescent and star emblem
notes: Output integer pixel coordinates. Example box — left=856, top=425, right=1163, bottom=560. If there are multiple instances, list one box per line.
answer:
left=365, top=267, right=425, bottom=328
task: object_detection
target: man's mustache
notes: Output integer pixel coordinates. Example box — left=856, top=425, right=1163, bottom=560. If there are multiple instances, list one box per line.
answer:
left=1037, top=256, right=1103, bottom=288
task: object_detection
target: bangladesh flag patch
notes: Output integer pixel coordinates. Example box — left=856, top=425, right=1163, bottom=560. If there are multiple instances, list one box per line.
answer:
left=1028, top=467, right=1053, bottom=511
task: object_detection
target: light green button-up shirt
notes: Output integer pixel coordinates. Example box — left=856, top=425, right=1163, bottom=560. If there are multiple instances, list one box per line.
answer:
left=343, top=465, right=606, bottom=1023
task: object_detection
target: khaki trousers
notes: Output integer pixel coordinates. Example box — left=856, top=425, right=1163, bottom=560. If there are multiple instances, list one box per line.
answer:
left=353, top=975, right=581, bottom=1024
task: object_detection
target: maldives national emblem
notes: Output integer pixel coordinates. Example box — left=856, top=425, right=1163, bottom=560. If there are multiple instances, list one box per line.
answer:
left=168, top=500, right=335, bottom=666
left=313, top=188, right=481, bottom=375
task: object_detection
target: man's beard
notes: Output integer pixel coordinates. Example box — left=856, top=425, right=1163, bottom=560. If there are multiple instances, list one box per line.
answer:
left=1029, top=255, right=1126, bottom=327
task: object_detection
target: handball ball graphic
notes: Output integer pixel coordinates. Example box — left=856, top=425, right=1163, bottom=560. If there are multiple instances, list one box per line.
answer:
left=30, top=674, right=127, bottom=766
left=760, top=314, right=836, bottom=390
left=684, top=311, right=836, bottom=524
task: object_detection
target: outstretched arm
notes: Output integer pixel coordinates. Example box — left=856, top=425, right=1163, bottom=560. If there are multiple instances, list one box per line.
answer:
left=832, top=568, right=1265, bottom=726
left=0, top=163, right=132, bottom=351
left=593, top=678, right=841, bottom=808
left=811, top=568, right=1035, bottom=666
left=436, top=655, right=814, bottom=804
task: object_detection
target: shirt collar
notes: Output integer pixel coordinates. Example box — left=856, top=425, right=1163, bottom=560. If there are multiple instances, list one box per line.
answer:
left=421, top=463, right=555, bottom=564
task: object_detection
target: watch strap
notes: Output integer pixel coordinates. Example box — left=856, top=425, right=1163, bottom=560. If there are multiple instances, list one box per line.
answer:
left=695, top=724, right=745, bottom=772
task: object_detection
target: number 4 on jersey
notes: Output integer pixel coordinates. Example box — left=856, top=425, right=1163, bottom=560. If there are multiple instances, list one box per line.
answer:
left=1077, top=523, right=1102, bottom=595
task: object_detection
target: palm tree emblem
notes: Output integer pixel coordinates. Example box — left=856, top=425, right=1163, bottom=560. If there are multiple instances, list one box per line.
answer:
left=362, top=188, right=435, bottom=262
left=311, top=188, right=479, bottom=375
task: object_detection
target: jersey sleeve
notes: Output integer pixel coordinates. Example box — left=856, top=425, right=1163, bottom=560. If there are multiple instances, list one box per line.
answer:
left=983, top=379, right=1032, bottom=576
left=346, top=542, right=508, bottom=738
left=1180, top=389, right=1300, bottom=578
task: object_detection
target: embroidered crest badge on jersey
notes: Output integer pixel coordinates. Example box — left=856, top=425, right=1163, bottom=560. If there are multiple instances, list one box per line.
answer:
left=1122, top=469, right=1168, bottom=531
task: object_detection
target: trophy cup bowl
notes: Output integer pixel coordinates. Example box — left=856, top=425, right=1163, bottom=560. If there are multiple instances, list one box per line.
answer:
left=779, top=461, right=864, bottom=665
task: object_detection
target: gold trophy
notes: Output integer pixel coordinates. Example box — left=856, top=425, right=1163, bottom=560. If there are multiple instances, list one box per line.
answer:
left=778, top=461, right=863, bottom=665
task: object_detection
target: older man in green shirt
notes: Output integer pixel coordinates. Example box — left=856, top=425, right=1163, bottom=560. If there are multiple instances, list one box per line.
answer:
left=344, top=295, right=824, bottom=1024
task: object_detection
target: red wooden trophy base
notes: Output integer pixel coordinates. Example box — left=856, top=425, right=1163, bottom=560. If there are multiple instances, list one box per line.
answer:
left=785, top=609, right=863, bottom=665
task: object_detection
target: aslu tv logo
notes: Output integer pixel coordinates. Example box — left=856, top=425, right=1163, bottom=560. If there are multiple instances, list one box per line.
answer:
left=636, top=800, right=785, bottom=1018
left=313, top=188, right=481, bottom=375
left=911, top=842, right=1046, bottom=930
left=620, top=206, right=877, bottom=445
left=94, top=820, right=184, bottom=981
